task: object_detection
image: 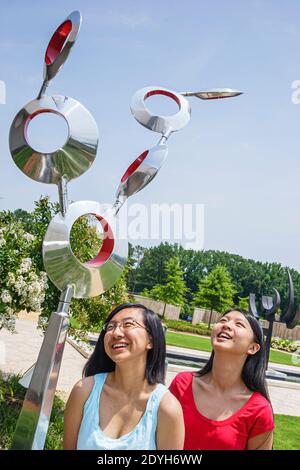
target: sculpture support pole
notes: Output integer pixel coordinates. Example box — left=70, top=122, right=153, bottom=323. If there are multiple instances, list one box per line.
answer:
left=58, top=176, right=68, bottom=216
left=36, top=79, right=49, bottom=100
left=11, top=285, right=73, bottom=450
left=265, top=320, right=274, bottom=368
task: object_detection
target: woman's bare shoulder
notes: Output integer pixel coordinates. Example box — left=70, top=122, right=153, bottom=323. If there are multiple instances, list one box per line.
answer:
left=68, top=376, right=95, bottom=404
left=159, top=390, right=183, bottom=418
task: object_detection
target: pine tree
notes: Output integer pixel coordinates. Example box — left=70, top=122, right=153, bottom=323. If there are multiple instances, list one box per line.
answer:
left=193, top=265, right=236, bottom=328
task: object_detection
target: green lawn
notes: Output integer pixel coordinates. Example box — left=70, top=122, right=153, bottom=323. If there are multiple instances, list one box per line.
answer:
left=166, top=331, right=300, bottom=368
left=167, top=331, right=213, bottom=352
left=274, top=415, right=300, bottom=450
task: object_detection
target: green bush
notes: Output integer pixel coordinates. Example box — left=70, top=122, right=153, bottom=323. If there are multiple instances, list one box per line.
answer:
left=163, top=319, right=212, bottom=336
left=271, top=337, right=299, bottom=353
left=180, top=303, right=193, bottom=318
left=0, top=372, right=64, bottom=450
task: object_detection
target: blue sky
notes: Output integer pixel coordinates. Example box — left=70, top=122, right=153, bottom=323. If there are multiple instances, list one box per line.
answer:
left=1, top=0, right=300, bottom=270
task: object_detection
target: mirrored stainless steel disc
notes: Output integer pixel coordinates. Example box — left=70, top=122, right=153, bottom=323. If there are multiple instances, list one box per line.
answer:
left=43, top=201, right=128, bottom=298
left=130, top=86, right=191, bottom=134
left=44, top=10, right=82, bottom=83
left=9, top=95, right=99, bottom=184
left=116, top=144, right=168, bottom=202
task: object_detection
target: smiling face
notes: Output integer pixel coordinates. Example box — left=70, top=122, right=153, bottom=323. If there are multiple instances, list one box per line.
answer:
left=211, top=310, right=261, bottom=357
left=103, top=307, right=153, bottom=365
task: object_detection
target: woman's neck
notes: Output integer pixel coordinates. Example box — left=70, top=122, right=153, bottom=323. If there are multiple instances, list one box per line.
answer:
left=109, top=359, right=150, bottom=397
left=207, top=351, right=247, bottom=393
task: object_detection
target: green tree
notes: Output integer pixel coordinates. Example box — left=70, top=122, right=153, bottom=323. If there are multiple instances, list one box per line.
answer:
left=130, top=242, right=179, bottom=292
left=237, top=296, right=249, bottom=311
left=125, top=244, right=147, bottom=293
left=143, top=256, right=189, bottom=316
left=193, top=265, right=236, bottom=328
left=129, top=242, right=299, bottom=313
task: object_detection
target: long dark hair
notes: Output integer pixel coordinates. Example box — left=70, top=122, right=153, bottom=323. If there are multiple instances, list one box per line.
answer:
left=83, top=303, right=166, bottom=384
left=197, top=308, right=271, bottom=402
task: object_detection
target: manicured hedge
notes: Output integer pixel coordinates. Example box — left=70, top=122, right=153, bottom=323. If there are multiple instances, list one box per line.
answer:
left=163, top=319, right=212, bottom=336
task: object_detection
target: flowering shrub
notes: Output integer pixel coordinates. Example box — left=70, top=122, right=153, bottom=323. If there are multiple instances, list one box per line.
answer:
left=271, top=337, right=298, bottom=353
left=0, top=217, right=48, bottom=331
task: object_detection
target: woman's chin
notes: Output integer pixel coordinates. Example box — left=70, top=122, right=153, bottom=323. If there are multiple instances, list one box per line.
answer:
left=212, top=338, right=233, bottom=350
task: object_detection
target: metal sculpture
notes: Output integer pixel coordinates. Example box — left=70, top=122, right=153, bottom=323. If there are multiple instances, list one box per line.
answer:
left=9, top=11, right=243, bottom=450
left=9, top=12, right=98, bottom=187
left=249, top=269, right=300, bottom=367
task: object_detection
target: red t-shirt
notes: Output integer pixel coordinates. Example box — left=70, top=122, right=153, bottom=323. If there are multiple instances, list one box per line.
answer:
left=169, top=371, right=274, bottom=450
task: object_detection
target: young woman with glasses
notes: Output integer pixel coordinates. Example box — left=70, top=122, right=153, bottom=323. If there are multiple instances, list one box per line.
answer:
left=64, top=303, right=184, bottom=450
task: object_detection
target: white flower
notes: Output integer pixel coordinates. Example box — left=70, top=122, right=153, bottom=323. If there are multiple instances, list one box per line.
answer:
left=28, top=272, right=36, bottom=281
left=29, top=296, right=42, bottom=311
left=23, top=232, right=35, bottom=243
left=5, top=306, right=14, bottom=316
left=0, top=313, right=16, bottom=332
left=1, top=307, right=16, bottom=332
left=28, top=281, right=42, bottom=294
left=1, top=290, right=12, bottom=304
left=17, top=258, right=32, bottom=274
left=40, top=271, right=48, bottom=281
left=0, top=237, right=6, bottom=247
left=40, top=272, right=48, bottom=288
left=13, top=276, right=26, bottom=295
left=7, top=273, right=15, bottom=286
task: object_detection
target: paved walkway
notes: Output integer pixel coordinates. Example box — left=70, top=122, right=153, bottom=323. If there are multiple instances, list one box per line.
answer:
left=0, top=317, right=87, bottom=401
left=1, top=317, right=300, bottom=416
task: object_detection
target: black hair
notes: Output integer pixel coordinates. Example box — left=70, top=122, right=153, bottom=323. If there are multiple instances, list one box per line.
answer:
left=83, top=303, right=166, bottom=384
left=197, top=308, right=271, bottom=402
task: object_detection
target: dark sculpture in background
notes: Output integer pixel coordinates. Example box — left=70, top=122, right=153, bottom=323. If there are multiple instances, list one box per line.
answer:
left=249, top=270, right=300, bottom=368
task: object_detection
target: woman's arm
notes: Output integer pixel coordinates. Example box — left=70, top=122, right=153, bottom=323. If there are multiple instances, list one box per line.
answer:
left=156, top=391, right=185, bottom=450
left=63, top=377, right=93, bottom=450
left=247, top=431, right=273, bottom=450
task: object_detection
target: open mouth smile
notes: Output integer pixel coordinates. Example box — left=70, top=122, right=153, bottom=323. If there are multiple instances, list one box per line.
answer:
left=111, top=342, right=129, bottom=350
left=217, top=332, right=232, bottom=340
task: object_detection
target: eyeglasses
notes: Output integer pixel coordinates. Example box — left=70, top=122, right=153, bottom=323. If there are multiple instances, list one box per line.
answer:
left=102, top=318, right=150, bottom=334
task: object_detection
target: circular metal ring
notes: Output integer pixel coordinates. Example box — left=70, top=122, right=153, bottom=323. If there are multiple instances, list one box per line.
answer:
left=130, top=86, right=191, bottom=134
left=43, top=201, right=128, bottom=298
left=9, top=95, right=99, bottom=184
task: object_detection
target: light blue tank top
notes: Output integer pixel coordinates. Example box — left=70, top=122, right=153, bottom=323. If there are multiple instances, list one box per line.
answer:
left=77, top=372, right=168, bottom=450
